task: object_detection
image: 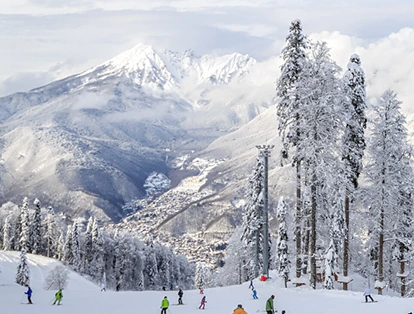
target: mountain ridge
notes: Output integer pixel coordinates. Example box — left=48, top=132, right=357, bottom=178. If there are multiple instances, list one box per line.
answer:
left=0, top=43, right=273, bottom=224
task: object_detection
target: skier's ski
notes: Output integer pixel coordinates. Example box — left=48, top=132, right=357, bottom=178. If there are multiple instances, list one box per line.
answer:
left=361, top=301, right=378, bottom=303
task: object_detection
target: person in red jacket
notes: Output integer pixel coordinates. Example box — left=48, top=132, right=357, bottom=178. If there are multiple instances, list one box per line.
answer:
left=199, top=296, right=206, bottom=309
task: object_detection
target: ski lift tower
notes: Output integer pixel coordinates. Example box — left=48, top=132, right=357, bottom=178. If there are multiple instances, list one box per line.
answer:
left=256, top=145, right=274, bottom=278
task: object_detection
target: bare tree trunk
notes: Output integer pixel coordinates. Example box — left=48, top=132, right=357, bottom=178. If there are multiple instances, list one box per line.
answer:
left=310, top=179, right=317, bottom=289
left=343, top=193, right=350, bottom=290
left=296, top=161, right=302, bottom=278
left=303, top=214, right=310, bottom=275
left=399, top=244, right=406, bottom=297
left=378, top=205, right=384, bottom=295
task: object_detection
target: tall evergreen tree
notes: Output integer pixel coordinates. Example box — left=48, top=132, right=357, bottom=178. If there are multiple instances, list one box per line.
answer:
left=341, top=53, right=367, bottom=290
left=365, top=90, right=414, bottom=295
left=31, top=199, right=42, bottom=255
left=44, top=207, right=61, bottom=258
left=91, top=219, right=104, bottom=282
left=63, top=226, right=73, bottom=264
left=2, top=215, right=13, bottom=250
left=57, top=231, right=65, bottom=261
left=194, top=262, right=206, bottom=290
left=276, top=197, right=290, bottom=288
left=19, top=197, right=31, bottom=252
left=241, top=156, right=264, bottom=279
left=295, top=41, right=344, bottom=288
left=71, top=220, right=81, bottom=272
left=144, top=249, right=158, bottom=290
left=83, top=217, right=94, bottom=273
left=16, top=249, right=30, bottom=286
left=276, top=19, right=308, bottom=279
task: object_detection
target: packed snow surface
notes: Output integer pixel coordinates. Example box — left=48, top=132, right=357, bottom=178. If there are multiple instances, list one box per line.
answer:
left=0, top=251, right=412, bottom=314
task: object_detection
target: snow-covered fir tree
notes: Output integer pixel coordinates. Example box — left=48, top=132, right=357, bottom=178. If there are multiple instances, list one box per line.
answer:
left=43, top=207, right=61, bottom=258
left=341, top=53, right=367, bottom=290
left=31, top=198, right=42, bottom=255
left=156, top=247, right=171, bottom=289
left=2, top=215, right=13, bottom=250
left=91, top=219, right=104, bottom=283
left=276, top=197, right=290, bottom=288
left=144, top=248, right=158, bottom=290
left=83, top=217, right=94, bottom=273
left=19, top=197, right=31, bottom=252
left=294, top=41, right=345, bottom=288
left=57, top=231, right=64, bottom=261
left=364, top=90, right=414, bottom=295
left=194, top=262, right=206, bottom=290
left=15, top=249, right=30, bottom=286
left=63, top=226, right=73, bottom=264
left=241, top=156, right=264, bottom=279
left=276, top=19, right=308, bottom=280
left=71, top=220, right=82, bottom=272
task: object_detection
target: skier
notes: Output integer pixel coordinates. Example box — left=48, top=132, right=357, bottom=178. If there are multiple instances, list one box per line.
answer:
left=252, top=288, right=258, bottom=299
left=249, top=280, right=254, bottom=289
left=24, top=286, right=33, bottom=304
left=116, top=283, right=121, bottom=291
left=266, top=295, right=275, bottom=314
left=199, top=288, right=204, bottom=294
left=363, top=287, right=375, bottom=302
left=162, top=286, right=166, bottom=291
left=170, top=283, right=173, bottom=290
left=178, top=288, right=184, bottom=305
left=52, top=289, right=63, bottom=305
left=233, top=304, right=248, bottom=314
left=101, top=283, right=106, bottom=292
left=199, top=295, right=206, bottom=309
left=160, top=296, right=169, bottom=314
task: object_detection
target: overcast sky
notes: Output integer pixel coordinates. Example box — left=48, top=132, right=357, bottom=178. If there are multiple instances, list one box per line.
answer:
left=1, top=0, right=414, bottom=109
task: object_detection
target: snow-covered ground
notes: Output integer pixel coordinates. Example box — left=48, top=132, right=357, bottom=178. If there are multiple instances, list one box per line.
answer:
left=0, top=250, right=412, bottom=314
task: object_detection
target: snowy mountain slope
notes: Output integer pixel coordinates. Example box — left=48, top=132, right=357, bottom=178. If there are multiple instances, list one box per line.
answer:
left=0, top=251, right=412, bottom=314
left=0, top=44, right=273, bottom=222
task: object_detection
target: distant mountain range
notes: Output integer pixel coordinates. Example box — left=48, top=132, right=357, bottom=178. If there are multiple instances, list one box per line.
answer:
left=0, top=43, right=279, bottom=225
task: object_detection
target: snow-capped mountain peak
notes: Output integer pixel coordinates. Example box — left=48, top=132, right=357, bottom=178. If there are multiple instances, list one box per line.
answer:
left=78, top=44, right=257, bottom=91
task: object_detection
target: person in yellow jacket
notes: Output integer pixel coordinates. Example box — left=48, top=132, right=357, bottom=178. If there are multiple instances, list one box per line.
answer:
left=161, top=296, right=169, bottom=314
left=233, top=304, right=248, bottom=314
left=52, top=289, right=63, bottom=305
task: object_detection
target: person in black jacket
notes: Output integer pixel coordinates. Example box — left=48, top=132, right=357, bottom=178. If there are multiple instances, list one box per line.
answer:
left=178, top=288, right=184, bottom=305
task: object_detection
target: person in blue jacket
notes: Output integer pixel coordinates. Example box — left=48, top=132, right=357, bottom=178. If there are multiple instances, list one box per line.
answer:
left=25, top=286, right=33, bottom=304
left=252, top=288, right=258, bottom=299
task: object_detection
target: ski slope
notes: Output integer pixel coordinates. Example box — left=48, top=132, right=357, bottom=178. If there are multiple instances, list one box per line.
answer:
left=0, top=251, right=412, bottom=314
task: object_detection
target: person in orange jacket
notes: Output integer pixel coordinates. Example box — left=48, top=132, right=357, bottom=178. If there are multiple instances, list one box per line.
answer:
left=233, top=304, right=248, bottom=314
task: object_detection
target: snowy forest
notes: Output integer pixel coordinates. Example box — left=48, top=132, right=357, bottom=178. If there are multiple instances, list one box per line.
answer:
left=218, top=20, right=414, bottom=297
left=1, top=19, right=414, bottom=298
left=0, top=197, right=194, bottom=291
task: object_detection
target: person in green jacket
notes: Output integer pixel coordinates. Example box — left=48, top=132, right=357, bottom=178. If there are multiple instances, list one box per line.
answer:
left=53, top=289, right=63, bottom=305
left=161, top=296, right=169, bottom=314
left=266, top=295, right=275, bottom=314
